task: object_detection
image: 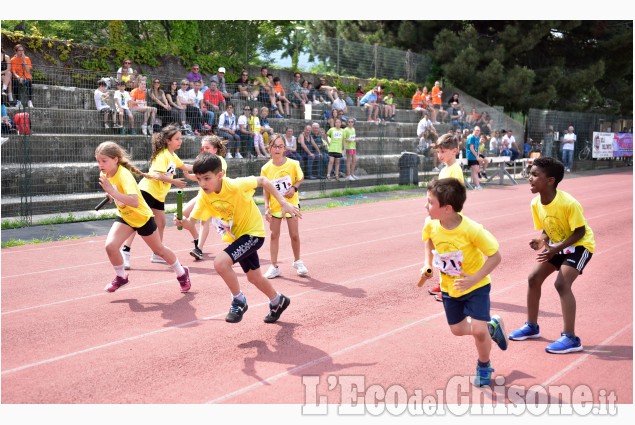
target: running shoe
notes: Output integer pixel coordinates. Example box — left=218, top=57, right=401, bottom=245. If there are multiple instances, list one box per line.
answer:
left=264, top=294, right=290, bottom=323
left=428, top=284, right=441, bottom=295
left=264, top=265, right=281, bottom=279
left=474, top=361, right=494, bottom=387
left=190, top=246, right=204, bottom=260
left=226, top=297, right=248, bottom=323
left=292, top=259, right=309, bottom=276
left=177, top=266, right=191, bottom=292
left=488, top=315, right=508, bottom=351
left=104, top=275, right=129, bottom=293
left=150, top=253, right=167, bottom=264
left=509, top=322, right=541, bottom=341
left=434, top=293, right=443, bottom=302
left=545, top=333, right=583, bottom=354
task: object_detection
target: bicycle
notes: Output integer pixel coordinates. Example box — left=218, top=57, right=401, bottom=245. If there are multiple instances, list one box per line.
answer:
left=578, top=140, right=592, bottom=161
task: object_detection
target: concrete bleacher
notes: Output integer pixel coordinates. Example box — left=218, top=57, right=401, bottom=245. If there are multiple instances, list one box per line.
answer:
left=1, top=82, right=517, bottom=217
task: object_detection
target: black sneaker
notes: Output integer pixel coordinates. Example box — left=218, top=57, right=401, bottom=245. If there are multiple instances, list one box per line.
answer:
left=190, top=246, right=203, bottom=260
left=263, top=294, right=290, bottom=323
left=226, top=298, right=248, bottom=323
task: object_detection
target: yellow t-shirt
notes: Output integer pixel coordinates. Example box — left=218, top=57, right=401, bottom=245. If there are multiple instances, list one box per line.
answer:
left=107, top=165, right=153, bottom=228
left=138, top=149, right=184, bottom=202
left=531, top=190, right=595, bottom=253
left=260, top=158, right=303, bottom=217
left=439, top=161, right=465, bottom=186
left=422, top=214, right=499, bottom=298
left=343, top=127, right=357, bottom=150
left=190, top=176, right=264, bottom=242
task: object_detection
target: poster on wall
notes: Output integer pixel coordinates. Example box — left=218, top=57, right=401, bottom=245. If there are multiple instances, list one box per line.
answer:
left=613, top=133, right=633, bottom=157
left=592, top=132, right=615, bottom=158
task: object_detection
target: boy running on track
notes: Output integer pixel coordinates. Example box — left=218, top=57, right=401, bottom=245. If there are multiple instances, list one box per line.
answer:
left=175, top=153, right=301, bottom=324
left=261, top=134, right=308, bottom=279
left=95, top=141, right=191, bottom=293
left=427, top=133, right=465, bottom=299
left=508, top=157, right=595, bottom=353
left=418, top=178, right=507, bottom=386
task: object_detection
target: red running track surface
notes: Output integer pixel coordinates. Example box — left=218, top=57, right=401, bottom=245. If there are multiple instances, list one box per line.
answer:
left=1, top=170, right=632, bottom=421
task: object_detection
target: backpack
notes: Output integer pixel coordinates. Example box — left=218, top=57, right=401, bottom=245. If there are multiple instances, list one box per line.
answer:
left=14, top=112, right=31, bottom=136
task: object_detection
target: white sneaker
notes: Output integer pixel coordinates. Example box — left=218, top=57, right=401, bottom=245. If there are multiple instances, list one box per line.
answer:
left=225, top=153, right=233, bottom=159
left=292, top=259, right=309, bottom=276
left=475, top=185, right=484, bottom=191
left=104, top=123, right=110, bottom=129
left=15, top=100, right=22, bottom=109
left=150, top=253, right=167, bottom=264
left=566, top=168, right=571, bottom=172
left=121, top=248, right=131, bottom=270
left=28, top=100, right=34, bottom=108
left=235, top=152, right=243, bottom=159
left=141, top=125, right=148, bottom=135
left=264, top=265, right=281, bottom=279
left=346, top=175, right=355, bottom=181
left=352, top=175, right=359, bottom=180
left=432, top=167, right=440, bottom=172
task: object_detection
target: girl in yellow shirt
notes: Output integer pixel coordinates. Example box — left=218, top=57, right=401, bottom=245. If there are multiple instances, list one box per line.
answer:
left=95, top=141, right=191, bottom=293
left=260, top=134, right=308, bottom=279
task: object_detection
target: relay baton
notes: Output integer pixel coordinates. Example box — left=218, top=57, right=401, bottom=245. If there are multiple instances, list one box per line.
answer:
left=417, top=268, right=433, bottom=287
left=176, top=190, right=183, bottom=230
left=95, top=196, right=110, bottom=211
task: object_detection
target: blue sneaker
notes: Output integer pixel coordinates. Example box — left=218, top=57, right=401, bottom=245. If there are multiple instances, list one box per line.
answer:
left=225, top=297, right=248, bottom=323
left=488, top=315, right=508, bottom=351
left=474, top=361, right=494, bottom=387
left=509, top=322, right=541, bottom=341
left=545, top=333, right=583, bottom=354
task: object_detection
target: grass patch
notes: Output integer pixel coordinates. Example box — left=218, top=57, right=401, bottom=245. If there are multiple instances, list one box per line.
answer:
left=2, top=212, right=116, bottom=230
left=2, top=235, right=81, bottom=248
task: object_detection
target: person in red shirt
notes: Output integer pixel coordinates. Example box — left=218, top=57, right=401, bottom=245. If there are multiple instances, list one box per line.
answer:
left=203, top=79, right=226, bottom=119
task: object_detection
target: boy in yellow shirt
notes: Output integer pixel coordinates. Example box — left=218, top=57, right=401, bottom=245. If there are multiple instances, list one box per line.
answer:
left=176, top=153, right=301, bottom=324
left=418, top=178, right=507, bottom=386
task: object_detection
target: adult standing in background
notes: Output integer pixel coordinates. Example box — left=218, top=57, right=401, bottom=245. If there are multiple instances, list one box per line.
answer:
left=562, top=125, right=576, bottom=172
left=10, top=44, right=33, bottom=108
left=210, top=67, right=231, bottom=102
left=186, top=64, right=203, bottom=87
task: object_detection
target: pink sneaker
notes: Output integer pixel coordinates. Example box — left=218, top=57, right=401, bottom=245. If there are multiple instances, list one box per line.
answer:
left=104, top=275, right=129, bottom=293
left=177, top=267, right=191, bottom=292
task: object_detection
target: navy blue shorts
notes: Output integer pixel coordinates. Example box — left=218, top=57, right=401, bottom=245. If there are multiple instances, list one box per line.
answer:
left=224, top=235, right=265, bottom=273
left=548, top=245, right=593, bottom=274
left=441, top=284, right=491, bottom=325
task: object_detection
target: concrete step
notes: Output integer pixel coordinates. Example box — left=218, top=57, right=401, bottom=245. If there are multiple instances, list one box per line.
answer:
left=0, top=133, right=440, bottom=164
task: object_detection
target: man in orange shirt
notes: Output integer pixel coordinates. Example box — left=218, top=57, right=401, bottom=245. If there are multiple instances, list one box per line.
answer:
left=430, top=81, right=448, bottom=124
left=10, top=44, right=33, bottom=108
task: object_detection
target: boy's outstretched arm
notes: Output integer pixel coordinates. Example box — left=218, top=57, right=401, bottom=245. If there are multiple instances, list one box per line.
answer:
left=418, top=239, right=435, bottom=286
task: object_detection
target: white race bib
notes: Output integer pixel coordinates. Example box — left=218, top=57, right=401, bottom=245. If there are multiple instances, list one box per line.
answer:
left=211, top=217, right=235, bottom=242
left=272, top=175, right=293, bottom=195
left=432, top=249, right=464, bottom=277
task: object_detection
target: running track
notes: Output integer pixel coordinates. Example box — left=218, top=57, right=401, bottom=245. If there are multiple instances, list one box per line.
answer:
left=1, top=171, right=632, bottom=420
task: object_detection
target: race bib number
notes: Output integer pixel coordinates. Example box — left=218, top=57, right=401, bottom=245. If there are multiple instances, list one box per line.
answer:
left=272, top=175, right=293, bottom=195
left=211, top=217, right=236, bottom=243
left=432, top=249, right=464, bottom=277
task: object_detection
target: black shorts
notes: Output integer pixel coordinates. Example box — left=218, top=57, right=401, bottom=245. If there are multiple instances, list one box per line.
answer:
left=328, top=152, right=343, bottom=158
left=224, top=235, right=265, bottom=273
left=548, top=245, right=593, bottom=274
left=115, top=215, right=157, bottom=237
left=141, top=190, right=164, bottom=211
left=467, top=159, right=480, bottom=167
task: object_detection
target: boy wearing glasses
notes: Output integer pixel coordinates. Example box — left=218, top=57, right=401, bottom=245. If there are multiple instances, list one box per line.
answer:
left=175, top=152, right=300, bottom=324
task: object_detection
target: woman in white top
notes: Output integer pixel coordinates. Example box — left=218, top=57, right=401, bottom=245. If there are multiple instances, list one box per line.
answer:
left=282, top=127, right=302, bottom=162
